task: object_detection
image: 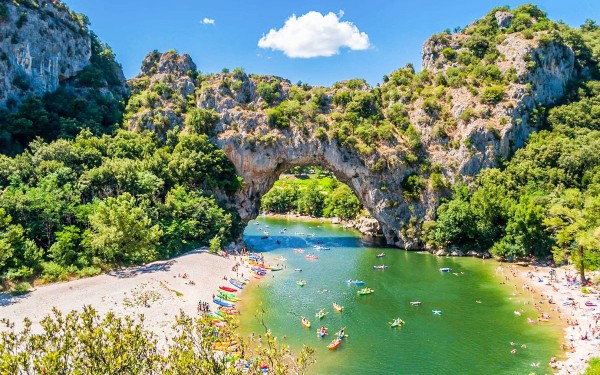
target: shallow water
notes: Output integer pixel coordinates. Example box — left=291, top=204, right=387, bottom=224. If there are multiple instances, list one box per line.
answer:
left=238, top=217, right=562, bottom=374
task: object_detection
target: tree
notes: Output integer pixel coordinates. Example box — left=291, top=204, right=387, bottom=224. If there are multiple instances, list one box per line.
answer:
left=88, top=193, right=162, bottom=265
left=545, top=189, right=600, bottom=284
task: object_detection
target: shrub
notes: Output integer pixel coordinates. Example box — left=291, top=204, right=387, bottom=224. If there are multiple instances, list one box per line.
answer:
left=41, top=262, right=69, bottom=282
left=11, top=282, right=31, bottom=296
left=442, top=47, right=457, bottom=60
left=402, top=173, right=425, bottom=201
left=267, top=107, right=288, bottom=128
left=481, top=85, right=505, bottom=104
left=184, top=108, right=219, bottom=135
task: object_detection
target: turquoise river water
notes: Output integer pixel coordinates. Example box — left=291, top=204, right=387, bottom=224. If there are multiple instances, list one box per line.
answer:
left=238, top=217, right=563, bottom=374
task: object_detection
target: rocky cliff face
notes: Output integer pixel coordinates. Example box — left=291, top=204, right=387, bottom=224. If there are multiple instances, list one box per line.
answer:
left=126, top=8, right=577, bottom=249
left=0, top=1, right=90, bottom=106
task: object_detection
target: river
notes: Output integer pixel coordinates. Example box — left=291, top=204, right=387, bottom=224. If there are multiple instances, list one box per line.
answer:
left=238, top=217, right=562, bottom=374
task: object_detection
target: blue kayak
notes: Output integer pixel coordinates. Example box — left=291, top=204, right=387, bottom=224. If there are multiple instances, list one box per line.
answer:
left=214, top=298, right=235, bottom=308
left=230, top=279, right=244, bottom=289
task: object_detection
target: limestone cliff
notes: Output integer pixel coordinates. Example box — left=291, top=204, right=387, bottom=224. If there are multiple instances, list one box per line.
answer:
left=0, top=0, right=127, bottom=109
left=126, top=7, right=578, bottom=249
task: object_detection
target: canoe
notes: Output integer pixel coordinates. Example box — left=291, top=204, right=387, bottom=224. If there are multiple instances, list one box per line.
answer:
left=328, top=338, right=342, bottom=350
left=301, top=317, right=311, bottom=328
left=214, top=298, right=235, bottom=308
left=219, top=286, right=238, bottom=293
left=373, top=265, right=389, bottom=270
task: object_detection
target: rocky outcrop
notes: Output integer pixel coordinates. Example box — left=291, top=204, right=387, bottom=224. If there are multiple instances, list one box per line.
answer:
left=0, top=1, right=128, bottom=111
left=0, top=1, right=93, bottom=107
left=127, top=10, right=577, bottom=249
left=356, top=217, right=382, bottom=237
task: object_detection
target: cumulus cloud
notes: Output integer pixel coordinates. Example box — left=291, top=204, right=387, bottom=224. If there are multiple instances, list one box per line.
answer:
left=201, top=18, right=215, bottom=25
left=257, top=11, right=370, bottom=58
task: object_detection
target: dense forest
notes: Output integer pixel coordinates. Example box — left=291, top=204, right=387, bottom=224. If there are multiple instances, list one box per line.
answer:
left=0, top=128, right=242, bottom=288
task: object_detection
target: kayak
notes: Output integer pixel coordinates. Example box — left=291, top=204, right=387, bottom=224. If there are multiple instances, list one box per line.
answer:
left=410, top=301, right=422, bottom=306
left=346, top=280, right=365, bottom=285
left=218, top=306, right=240, bottom=315
left=357, top=287, right=374, bottom=295
left=440, top=267, right=452, bottom=272
left=316, top=309, right=328, bottom=320
left=317, top=328, right=328, bottom=338
left=218, top=292, right=240, bottom=302
left=390, top=318, right=405, bottom=327
left=432, top=310, right=442, bottom=315
left=585, top=301, right=597, bottom=307
left=232, top=277, right=247, bottom=285
left=305, top=255, right=319, bottom=260
left=297, top=280, right=307, bottom=287
left=271, top=267, right=283, bottom=271
left=328, top=338, right=342, bottom=350
left=213, top=298, right=235, bottom=308
left=376, top=253, right=385, bottom=258
left=333, top=303, right=344, bottom=312
left=301, top=317, right=311, bottom=328
left=373, top=265, right=389, bottom=270
left=219, top=286, right=238, bottom=293
left=230, top=279, right=244, bottom=289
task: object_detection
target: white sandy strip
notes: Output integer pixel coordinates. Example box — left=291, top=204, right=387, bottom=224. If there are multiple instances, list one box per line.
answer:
left=0, top=249, right=249, bottom=341
left=507, top=264, right=599, bottom=374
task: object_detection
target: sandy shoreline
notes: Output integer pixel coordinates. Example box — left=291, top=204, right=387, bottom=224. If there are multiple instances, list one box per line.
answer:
left=0, top=249, right=250, bottom=340
left=501, top=262, right=599, bottom=374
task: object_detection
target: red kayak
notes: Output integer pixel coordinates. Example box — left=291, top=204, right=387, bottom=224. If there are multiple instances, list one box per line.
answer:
left=219, top=286, right=238, bottom=293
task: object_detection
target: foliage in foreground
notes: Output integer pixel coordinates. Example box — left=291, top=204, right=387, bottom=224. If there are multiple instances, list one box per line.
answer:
left=585, top=358, right=600, bottom=375
left=0, top=306, right=314, bottom=374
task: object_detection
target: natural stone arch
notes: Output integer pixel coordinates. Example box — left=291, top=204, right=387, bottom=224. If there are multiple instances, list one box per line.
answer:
left=216, top=127, right=414, bottom=248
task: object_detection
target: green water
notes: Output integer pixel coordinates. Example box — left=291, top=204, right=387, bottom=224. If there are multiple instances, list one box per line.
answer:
left=238, top=217, right=562, bottom=374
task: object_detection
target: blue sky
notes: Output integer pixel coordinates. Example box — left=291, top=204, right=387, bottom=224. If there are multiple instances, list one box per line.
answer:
left=63, top=0, right=600, bottom=86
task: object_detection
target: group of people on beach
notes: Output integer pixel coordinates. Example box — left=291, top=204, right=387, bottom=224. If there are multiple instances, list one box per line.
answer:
left=197, top=300, right=210, bottom=314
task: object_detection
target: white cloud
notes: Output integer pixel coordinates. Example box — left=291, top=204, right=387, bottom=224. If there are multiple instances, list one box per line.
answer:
left=257, top=11, right=370, bottom=58
left=201, top=18, right=215, bottom=25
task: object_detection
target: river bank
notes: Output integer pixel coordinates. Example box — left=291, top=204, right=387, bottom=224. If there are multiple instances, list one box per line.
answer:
left=0, top=249, right=246, bottom=341
left=504, top=263, right=599, bottom=374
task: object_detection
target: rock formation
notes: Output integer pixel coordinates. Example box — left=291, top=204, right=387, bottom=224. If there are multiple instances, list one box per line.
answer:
left=0, top=0, right=127, bottom=109
left=126, top=7, right=578, bottom=249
